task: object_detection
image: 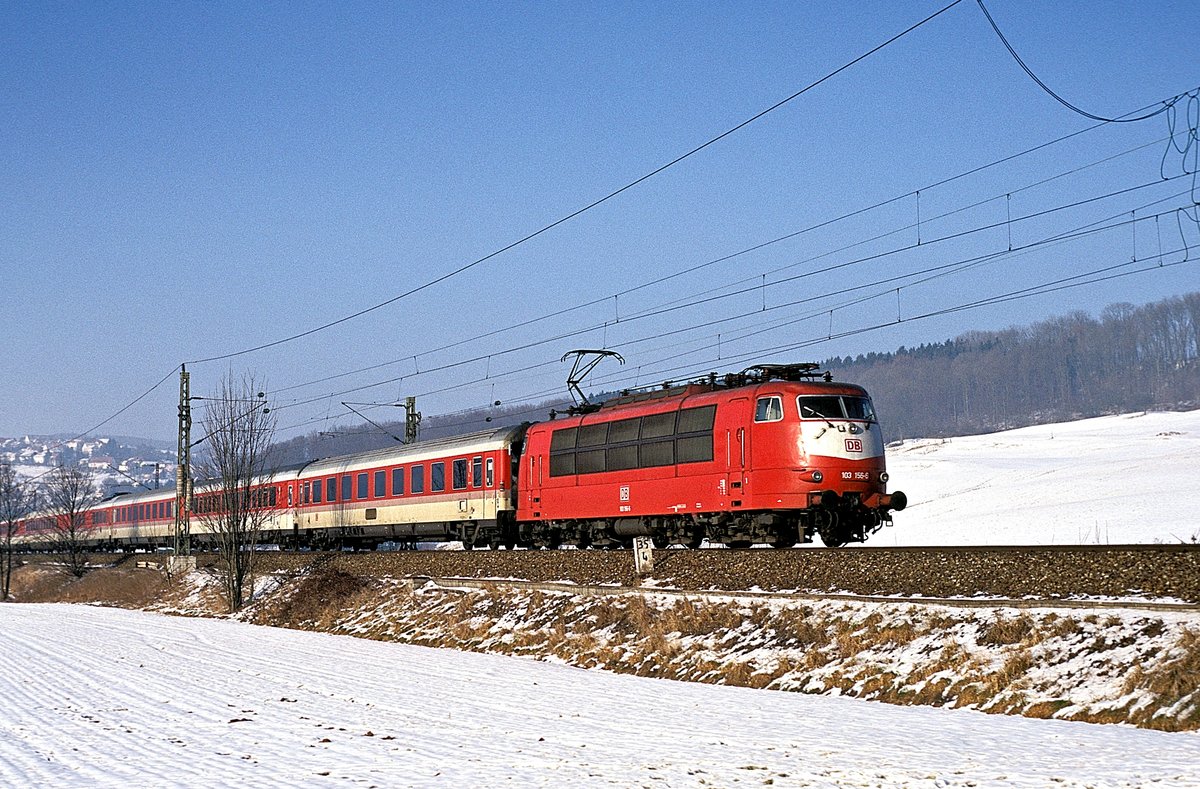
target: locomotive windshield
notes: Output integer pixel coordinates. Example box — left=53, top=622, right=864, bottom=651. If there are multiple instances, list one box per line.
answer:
left=798, top=395, right=876, bottom=422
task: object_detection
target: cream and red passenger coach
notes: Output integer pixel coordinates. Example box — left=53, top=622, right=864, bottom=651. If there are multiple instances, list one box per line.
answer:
left=16, top=364, right=905, bottom=550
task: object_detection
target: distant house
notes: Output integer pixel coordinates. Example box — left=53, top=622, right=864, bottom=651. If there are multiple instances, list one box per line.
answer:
left=86, top=455, right=115, bottom=470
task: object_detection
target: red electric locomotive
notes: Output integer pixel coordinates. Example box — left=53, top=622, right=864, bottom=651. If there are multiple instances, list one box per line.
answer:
left=517, top=364, right=906, bottom=548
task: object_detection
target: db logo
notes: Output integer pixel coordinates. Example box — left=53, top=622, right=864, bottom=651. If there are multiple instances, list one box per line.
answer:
left=845, top=438, right=863, bottom=453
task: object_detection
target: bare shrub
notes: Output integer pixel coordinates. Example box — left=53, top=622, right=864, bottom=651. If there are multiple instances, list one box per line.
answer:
left=979, top=615, right=1035, bottom=646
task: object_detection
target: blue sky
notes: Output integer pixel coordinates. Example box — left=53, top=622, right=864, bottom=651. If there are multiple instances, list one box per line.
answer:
left=2, top=1, right=1198, bottom=442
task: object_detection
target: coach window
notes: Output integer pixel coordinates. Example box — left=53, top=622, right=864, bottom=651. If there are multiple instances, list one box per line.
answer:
left=287, top=486, right=293, bottom=507
left=472, top=456, right=482, bottom=488
left=392, top=467, right=405, bottom=496
left=411, top=465, right=425, bottom=494
left=302, top=483, right=310, bottom=504
left=269, top=487, right=278, bottom=507
left=755, top=396, right=784, bottom=422
left=485, top=458, right=494, bottom=487
left=326, top=477, right=337, bottom=502
left=452, top=459, right=468, bottom=490
left=357, top=472, right=368, bottom=500
left=431, top=462, right=446, bottom=492
left=374, top=470, right=386, bottom=498
left=312, top=481, right=321, bottom=504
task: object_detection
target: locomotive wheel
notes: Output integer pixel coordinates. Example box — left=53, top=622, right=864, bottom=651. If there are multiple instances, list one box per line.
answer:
left=652, top=535, right=671, bottom=549
left=684, top=533, right=704, bottom=550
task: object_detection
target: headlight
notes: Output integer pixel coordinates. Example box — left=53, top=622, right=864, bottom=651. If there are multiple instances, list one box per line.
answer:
left=879, top=472, right=889, bottom=483
left=811, top=470, right=823, bottom=483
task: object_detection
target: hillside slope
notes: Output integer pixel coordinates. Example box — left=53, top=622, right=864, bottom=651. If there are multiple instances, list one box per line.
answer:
left=886, top=409, right=1200, bottom=546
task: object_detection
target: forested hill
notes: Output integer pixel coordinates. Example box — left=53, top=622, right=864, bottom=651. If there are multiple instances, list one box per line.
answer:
left=826, top=293, right=1200, bottom=442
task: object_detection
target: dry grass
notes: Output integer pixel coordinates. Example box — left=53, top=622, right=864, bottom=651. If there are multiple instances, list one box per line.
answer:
left=978, top=615, right=1036, bottom=646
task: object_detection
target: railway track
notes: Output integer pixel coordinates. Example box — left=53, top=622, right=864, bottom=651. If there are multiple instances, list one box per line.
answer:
left=250, top=543, right=1200, bottom=604
left=414, top=575, right=1200, bottom=613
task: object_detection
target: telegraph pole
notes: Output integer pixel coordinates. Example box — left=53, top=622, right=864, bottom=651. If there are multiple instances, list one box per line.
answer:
left=173, top=365, right=192, bottom=558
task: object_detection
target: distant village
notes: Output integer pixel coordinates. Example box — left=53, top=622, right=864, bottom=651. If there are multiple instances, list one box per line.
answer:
left=0, top=435, right=177, bottom=496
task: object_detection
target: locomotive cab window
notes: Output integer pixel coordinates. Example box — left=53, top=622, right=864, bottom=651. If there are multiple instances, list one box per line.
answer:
left=755, top=396, right=784, bottom=422
left=843, top=396, right=877, bottom=422
left=798, top=396, right=844, bottom=420
left=797, top=395, right=876, bottom=422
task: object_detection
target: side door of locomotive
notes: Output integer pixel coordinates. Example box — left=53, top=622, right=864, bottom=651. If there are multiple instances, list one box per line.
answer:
left=724, top=396, right=752, bottom=503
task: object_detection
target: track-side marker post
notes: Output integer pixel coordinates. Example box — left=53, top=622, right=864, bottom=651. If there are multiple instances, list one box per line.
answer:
left=633, top=536, right=654, bottom=575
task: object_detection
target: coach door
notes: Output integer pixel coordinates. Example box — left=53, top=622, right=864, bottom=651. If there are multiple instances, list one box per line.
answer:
left=726, top=397, right=751, bottom=503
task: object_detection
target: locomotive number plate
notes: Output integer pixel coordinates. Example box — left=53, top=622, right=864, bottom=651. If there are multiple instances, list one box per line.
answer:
left=845, top=438, right=863, bottom=452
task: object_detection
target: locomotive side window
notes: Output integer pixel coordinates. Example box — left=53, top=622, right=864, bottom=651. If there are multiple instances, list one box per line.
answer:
left=452, top=459, right=468, bottom=490
left=608, top=417, right=640, bottom=444
left=549, top=427, right=578, bottom=477
left=577, top=422, right=608, bottom=447
left=431, top=462, right=446, bottom=492
left=392, top=467, right=405, bottom=496
left=606, top=443, right=638, bottom=471
left=755, top=396, right=784, bottom=422
left=374, top=470, right=386, bottom=498
left=606, top=417, right=640, bottom=471
left=411, top=465, right=425, bottom=494
left=641, top=411, right=676, bottom=438
left=548, top=406, right=714, bottom=475
left=640, top=440, right=674, bottom=467
left=677, top=405, right=716, bottom=433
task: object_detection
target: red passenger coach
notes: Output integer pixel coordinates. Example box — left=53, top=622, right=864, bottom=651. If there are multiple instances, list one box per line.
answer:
left=518, top=364, right=905, bottom=548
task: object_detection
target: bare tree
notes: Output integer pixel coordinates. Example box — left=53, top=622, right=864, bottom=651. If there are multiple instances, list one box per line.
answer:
left=193, top=373, right=276, bottom=612
left=0, top=464, right=38, bottom=600
left=44, top=464, right=100, bottom=578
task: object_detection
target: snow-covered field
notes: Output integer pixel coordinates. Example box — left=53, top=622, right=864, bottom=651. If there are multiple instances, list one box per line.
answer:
left=0, top=604, right=1196, bottom=788
left=885, top=409, right=1200, bottom=546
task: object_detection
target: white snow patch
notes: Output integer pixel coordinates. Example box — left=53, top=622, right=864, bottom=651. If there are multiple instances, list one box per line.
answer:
left=1, top=603, right=1197, bottom=788
left=885, top=409, right=1200, bottom=545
